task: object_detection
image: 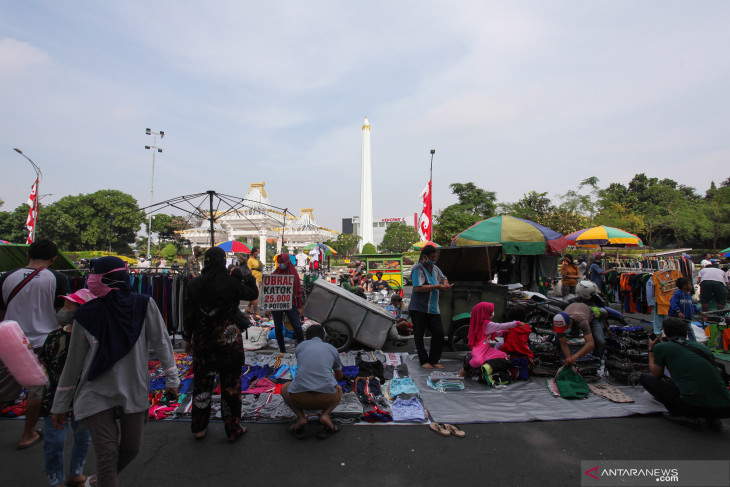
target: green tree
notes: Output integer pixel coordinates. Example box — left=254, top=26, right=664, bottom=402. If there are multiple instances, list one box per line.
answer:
left=150, top=214, right=190, bottom=241
left=327, top=233, right=361, bottom=258
left=432, top=182, right=497, bottom=245
left=160, top=243, right=178, bottom=261
left=361, top=243, right=377, bottom=255
left=40, top=190, right=145, bottom=252
left=0, top=204, right=31, bottom=243
left=705, top=182, right=730, bottom=250
left=378, top=223, right=419, bottom=253
left=559, top=176, right=600, bottom=218
left=593, top=203, right=646, bottom=235
left=500, top=191, right=555, bottom=223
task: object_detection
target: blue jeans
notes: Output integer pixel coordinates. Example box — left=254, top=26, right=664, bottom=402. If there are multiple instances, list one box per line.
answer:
left=589, top=318, right=605, bottom=359
left=43, top=415, right=92, bottom=486
left=271, top=309, right=304, bottom=352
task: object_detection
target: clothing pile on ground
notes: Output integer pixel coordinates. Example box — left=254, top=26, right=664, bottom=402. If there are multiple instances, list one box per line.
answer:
left=145, top=351, right=426, bottom=424
left=604, top=325, right=650, bottom=385
left=530, top=339, right=601, bottom=382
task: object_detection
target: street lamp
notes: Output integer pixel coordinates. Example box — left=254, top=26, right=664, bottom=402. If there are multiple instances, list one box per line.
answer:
left=144, top=128, right=164, bottom=257
left=12, top=148, right=43, bottom=241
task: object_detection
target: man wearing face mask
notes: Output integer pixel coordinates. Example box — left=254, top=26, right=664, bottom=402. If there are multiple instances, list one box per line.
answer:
left=408, top=245, right=451, bottom=369
left=0, top=239, right=69, bottom=450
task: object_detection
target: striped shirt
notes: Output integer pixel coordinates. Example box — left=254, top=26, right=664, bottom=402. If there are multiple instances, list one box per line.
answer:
left=408, top=262, right=446, bottom=314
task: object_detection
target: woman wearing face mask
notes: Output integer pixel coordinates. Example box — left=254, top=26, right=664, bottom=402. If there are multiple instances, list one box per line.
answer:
left=408, top=245, right=451, bottom=369
left=184, top=247, right=259, bottom=442
left=51, top=257, right=179, bottom=487
left=270, top=253, right=305, bottom=353
left=39, top=289, right=96, bottom=487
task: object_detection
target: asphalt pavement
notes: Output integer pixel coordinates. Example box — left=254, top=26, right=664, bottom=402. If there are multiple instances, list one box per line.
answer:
left=1, top=413, right=727, bottom=486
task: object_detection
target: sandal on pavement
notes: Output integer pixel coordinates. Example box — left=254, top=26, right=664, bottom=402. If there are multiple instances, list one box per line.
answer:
left=16, top=429, right=43, bottom=450
left=429, top=422, right=451, bottom=437
left=444, top=424, right=466, bottom=438
left=193, top=429, right=207, bottom=440
left=228, top=426, right=246, bottom=442
left=288, top=424, right=308, bottom=440
left=65, top=476, right=87, bottom=487
left=316, top=425, right=340, bottom=440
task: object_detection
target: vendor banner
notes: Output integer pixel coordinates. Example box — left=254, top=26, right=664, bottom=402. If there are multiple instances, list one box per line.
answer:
left=260, top=274, right=294, bottom=311
left=418, top=179, right=432, bottom=241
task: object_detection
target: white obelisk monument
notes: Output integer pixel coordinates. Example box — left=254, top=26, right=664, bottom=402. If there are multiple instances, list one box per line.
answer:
left=359, top=117, right=373, bottom=251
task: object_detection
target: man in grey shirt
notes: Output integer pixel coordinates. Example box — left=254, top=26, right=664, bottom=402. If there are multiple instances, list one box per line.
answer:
left=281, top=325, right=343, bottom=439
left=0, top=239, right=68, bottom=449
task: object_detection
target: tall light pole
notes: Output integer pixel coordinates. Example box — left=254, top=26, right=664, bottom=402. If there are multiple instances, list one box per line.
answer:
left=144, top=128, right=164, bottom=257
left=13, top=148, right=42, bottom=242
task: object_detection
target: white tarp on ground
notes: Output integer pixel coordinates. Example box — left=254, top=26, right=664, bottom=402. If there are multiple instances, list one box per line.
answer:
left=405, top=353, right=666, bottom=424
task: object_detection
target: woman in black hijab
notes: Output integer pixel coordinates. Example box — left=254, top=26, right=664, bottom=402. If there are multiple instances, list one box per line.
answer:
left=184, top=247, right=258, bottom=441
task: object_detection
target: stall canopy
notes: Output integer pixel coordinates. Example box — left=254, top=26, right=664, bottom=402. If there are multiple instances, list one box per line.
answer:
left=451, top=215, right=567, bottom=255
left=565, top=226, right=643, bottom=248
left=0, top=244, right=77, bottom=272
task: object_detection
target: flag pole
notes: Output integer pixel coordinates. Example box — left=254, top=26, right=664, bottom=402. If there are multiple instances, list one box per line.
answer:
left=429, top=149, right=435, bottom=241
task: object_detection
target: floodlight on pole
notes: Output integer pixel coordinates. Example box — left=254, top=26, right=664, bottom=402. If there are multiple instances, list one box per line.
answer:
left=144, top=128, right=164, bottom=257
left=12, top=148, right=43, bottom=241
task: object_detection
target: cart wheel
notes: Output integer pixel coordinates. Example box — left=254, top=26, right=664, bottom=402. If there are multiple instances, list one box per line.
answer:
left=323, top=319, right=353, bottom=352
left=449, top=320, right=471, bottom=352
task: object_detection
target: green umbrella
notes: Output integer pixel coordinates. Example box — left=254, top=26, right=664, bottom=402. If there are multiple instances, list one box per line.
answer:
left=452, top=215, right=568, bottom=255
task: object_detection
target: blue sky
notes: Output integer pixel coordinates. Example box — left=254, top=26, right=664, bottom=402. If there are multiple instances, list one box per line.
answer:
left=1, top=1, right=728, bottom=231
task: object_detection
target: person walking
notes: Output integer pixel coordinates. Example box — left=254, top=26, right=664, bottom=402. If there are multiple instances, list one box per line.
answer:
left=51, top=257, right=179, bottom=487
left=0, top=239, right=69, bottom=450
left=184, top=247, right=258, bottom=441
left=246, top=246, right=264, bottom=320
left=408, top=245, right=451, bottom=369
left=40, top=290, right=96, bottom=487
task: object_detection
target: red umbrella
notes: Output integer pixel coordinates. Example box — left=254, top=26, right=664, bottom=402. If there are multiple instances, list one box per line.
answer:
left=216, top=241, right=251, bottom=253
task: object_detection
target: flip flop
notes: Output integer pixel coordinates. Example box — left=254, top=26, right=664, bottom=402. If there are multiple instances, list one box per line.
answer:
left=16, top=429, right=42, bottom=450
left=228, top=426, right=247, bottom=442
left=429, top=422, right=451, bottom=437
left=288, top=424, right=308, bottom=440
left=316, top=425, right=340, bottom=440
left=193, top=429, right=207, bottom=440
left=432, top=364, right=445, bottom=369
left=444, top=424, right=466, bottom=438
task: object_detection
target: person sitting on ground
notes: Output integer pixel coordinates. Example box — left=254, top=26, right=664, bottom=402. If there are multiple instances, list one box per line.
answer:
left=640, top=317, right=730, bottom=431
left=40, top=289, right=96, bottom=487
left=698, top=262, right=728, bottom=312
left=668, top=277, right=705, bottom=341
left=280, top=325, right=343, bottom=439
left=560, top=254, right=581, bottom=297
left=391, top=294, right=412, bottom=336
left=553, top=302, right=605, bottom=365
left=372, top=271, right=392, bottom=293
left=459, top=302, right=524, bottom=377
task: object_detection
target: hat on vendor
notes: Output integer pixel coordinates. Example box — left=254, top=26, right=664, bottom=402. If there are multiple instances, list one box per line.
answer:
left=553, top=312, right=571, bottom=333
left=61, top=288, right=97, bottom=305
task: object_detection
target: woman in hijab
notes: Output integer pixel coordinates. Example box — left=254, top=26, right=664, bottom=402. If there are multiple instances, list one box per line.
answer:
left=184, top=247, right=258, bottom=442
left=459, top=302, right=523, bottom=377
left=271, top=253, right=305, bottom=353
left=51, top=257, right=179, bottom=487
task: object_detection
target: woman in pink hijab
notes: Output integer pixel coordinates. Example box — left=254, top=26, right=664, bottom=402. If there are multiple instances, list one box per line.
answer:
left=459, top=302, right=522, bottom=376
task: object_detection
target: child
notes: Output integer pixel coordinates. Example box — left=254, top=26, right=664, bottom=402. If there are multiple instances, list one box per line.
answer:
left=668, top=277, right=703, bottom=341
left=40, top=289, right=96, bottom=487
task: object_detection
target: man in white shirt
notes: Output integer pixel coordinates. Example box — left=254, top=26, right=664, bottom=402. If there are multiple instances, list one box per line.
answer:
left=698, top=263, right=728, bottom=312
left=0, top=239, right=69, bottom=449
left=700, top=254, right=712, bottom=268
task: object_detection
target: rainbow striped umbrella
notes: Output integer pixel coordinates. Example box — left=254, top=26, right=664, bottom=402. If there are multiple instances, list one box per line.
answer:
left=412, top=241, right=440, bottom=250
left=451, top=215, right=567, bottom=255
left=565, top=226, right=643, bottom=248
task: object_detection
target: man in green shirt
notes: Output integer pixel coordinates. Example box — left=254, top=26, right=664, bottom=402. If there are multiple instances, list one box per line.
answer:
left=640, top=317, right=730, bottom=431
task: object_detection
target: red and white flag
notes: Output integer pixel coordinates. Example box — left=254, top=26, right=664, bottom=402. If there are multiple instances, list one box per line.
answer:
left=417, top=180, right=432, bottom=241
left=25, top=179, right=38, bottom=244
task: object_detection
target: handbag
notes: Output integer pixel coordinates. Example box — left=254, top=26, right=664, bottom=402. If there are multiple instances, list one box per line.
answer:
left=229, top=307, right=252, bottom=332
